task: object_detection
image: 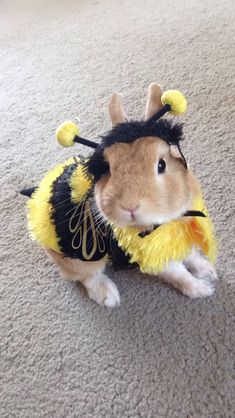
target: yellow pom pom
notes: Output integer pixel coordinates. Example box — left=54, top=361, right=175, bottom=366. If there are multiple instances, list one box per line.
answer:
left=161, top=90, right=187, bottom=116
left=56, top=121, right=79, bottom=147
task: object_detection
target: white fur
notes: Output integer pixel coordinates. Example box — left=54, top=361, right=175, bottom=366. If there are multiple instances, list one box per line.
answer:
left=85, top=273, right=121, bottom=307
left=160, top=254, right=216, bottom=298
left=184, top=247, right=217, bottom=280
left=133, top=199, right=192, bottom=226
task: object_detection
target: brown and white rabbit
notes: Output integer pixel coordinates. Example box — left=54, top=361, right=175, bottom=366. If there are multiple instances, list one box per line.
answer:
left=45, top=84, right=217, bottom=307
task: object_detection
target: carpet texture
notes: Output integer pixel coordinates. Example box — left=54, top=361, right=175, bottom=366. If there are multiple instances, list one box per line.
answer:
left=0, top=0, right=234, bottom=416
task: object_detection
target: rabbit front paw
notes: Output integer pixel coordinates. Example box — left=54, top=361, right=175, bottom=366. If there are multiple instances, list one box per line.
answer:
left=180, top=276, right=215, bottom=298
left=160, top=260, right=216, bottom=298
left=85, top=274, right=120, bottom=308
left=184, top=248, right=217, bottom=281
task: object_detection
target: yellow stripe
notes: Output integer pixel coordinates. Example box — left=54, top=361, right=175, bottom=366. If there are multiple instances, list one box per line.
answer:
left=69, top=163, right=92, bottom=204
left=27, top=158, right=74, bottom=252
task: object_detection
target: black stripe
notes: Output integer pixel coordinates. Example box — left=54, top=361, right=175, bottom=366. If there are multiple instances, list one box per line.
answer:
left=49, top=163, right=78, bottom=257
left=108, top=236, right=136, bottom=270
left=49, top=162, right=110, bottom=260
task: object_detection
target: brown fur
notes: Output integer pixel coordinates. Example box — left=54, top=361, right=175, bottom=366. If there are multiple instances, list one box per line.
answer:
left=95, top=136, right=200, bottom=227
left=145, top=83, right=163, bottom=119
left=47, top=249, right=107, bottom=283
left=108, top=93, right=127, bottom=126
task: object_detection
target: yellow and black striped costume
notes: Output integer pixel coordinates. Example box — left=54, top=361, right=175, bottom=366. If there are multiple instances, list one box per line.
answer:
left=21, top=90, right=217, bottom=272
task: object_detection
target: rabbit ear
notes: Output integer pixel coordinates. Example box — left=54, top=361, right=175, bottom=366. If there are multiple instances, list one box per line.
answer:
left=170, top=145, right=187, bottom=169
left=108, top=93, right=127, bottom=126
left=145, top=83, right=163, bottom=120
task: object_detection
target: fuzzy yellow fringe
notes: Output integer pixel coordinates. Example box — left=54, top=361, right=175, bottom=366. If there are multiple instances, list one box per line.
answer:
left=112, top=195, right=217, bottom=274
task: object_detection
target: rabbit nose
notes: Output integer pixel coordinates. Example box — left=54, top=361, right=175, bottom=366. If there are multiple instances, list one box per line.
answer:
left=121, top=204, right=139, bottom=220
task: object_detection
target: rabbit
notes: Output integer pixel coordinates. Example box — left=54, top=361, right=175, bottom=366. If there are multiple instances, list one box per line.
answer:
left=23, top=83, right=217, bottom=307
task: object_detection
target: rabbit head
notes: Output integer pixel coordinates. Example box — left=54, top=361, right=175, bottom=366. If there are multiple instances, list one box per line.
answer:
left=86, top=84, right=199, bottom=227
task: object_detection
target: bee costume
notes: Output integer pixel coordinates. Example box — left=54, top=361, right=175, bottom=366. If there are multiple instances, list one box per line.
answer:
left=21, top=90, right=217, bottom=273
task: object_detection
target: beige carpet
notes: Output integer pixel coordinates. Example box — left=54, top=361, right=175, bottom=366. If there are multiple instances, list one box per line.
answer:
left=1, top=0, right=234, bottom=416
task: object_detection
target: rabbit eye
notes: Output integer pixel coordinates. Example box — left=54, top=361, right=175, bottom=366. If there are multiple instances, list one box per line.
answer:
left=158, top=159, right=166, bottom=174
